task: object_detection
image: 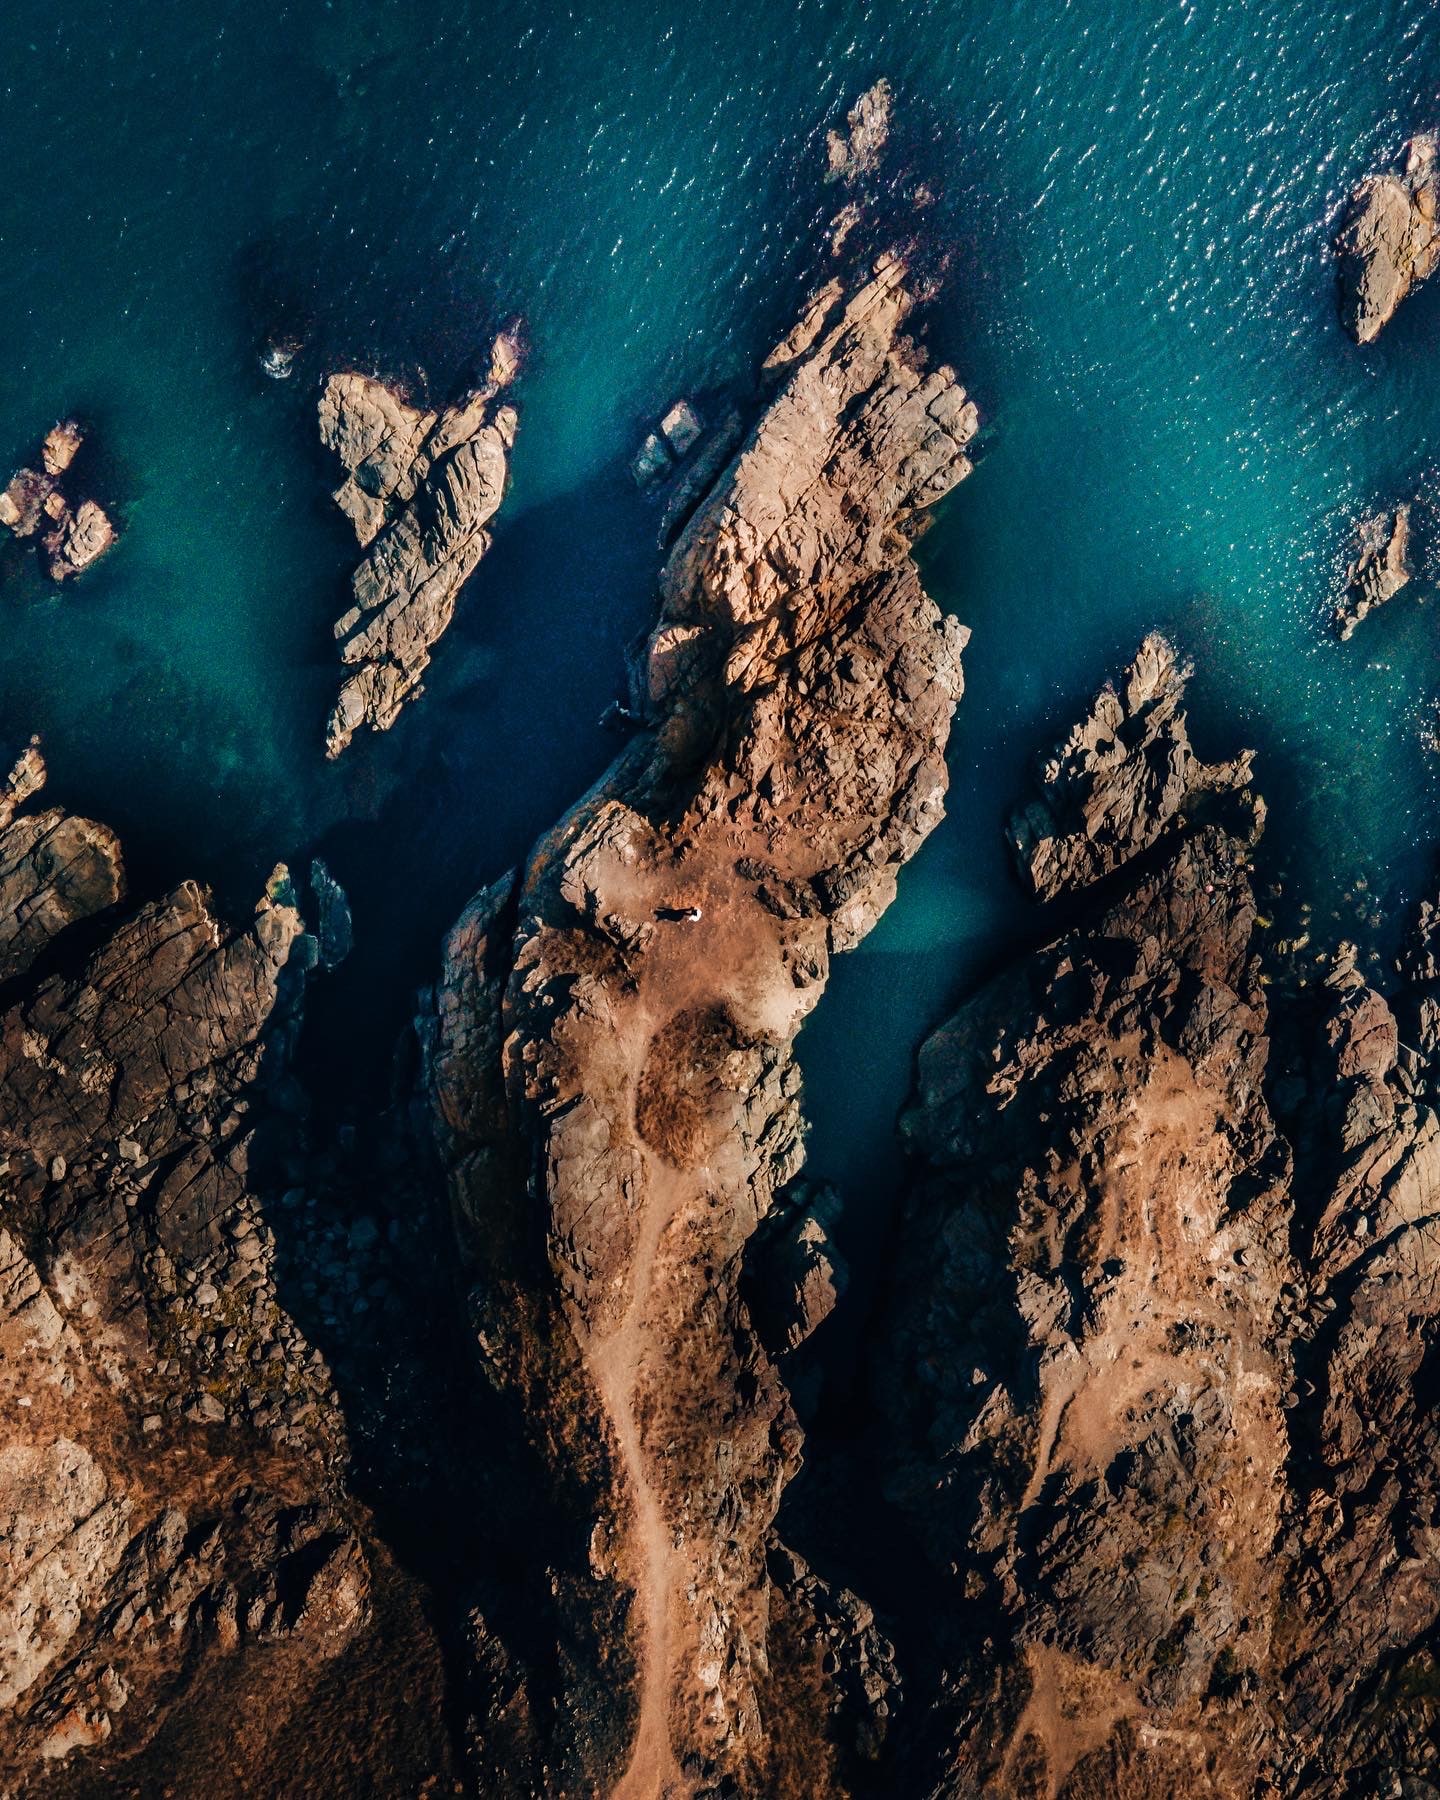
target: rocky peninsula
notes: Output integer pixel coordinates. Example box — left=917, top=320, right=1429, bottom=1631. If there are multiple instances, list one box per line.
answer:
left=0, top=743, right=452, bottom=1793
left=417, top=243, right=977, bottom=1794
left=881, top=638, right=1440, bottom=1798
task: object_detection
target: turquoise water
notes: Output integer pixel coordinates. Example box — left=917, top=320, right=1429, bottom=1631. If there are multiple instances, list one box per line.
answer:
left=4, top=0, right=1440, bottom=1187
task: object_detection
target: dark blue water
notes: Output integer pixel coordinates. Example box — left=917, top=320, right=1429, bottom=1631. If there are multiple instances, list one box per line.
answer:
left=3, top=0, right=1440, bottom=1190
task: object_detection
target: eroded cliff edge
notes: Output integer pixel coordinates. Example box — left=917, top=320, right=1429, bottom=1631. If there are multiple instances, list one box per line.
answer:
left=414, top=248, right=978, bottom=1794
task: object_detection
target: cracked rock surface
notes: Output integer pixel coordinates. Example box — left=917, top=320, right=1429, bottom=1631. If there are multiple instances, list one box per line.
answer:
left=317, top=333, right=519, bottom=758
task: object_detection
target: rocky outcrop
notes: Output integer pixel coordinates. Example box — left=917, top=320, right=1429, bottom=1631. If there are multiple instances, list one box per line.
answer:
left=826, top=80, right=892, bottom=184
left=415, top=241, right=976, bottom=1792
left=0, top=422, right=117, bottom=582
left=317, top=329, right=520, bottom=757
left=1334, top=502, right=1412, bottom=639
left=0, top=767, right=450, bottom=1793
left=879, top=640, right=1440, bottom=1798
left=884, top=816, right=1288, bottom=1796
left=1007, top=632, right=1257, bottom=901
left=1336, top=136, right=1440, bottom=343
left=744, top=1179, right=849, bottom=1356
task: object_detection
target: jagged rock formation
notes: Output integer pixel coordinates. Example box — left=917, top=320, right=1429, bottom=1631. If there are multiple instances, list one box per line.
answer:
left=415, top=246, right=977, bottom=1793
left=317, top=329, right=520, bottom=758
left=1336, top=136, right=1440, bottom=343
left=743, top=1179, right=849, bottom=1356
left=1334, top=502, right=1412, bottom=639
left=880, top=641, right=1440, bottom=1798
left=0, top=758, right=450, bottom=1794
left=826, top=80, right=892, bottom=184
left=1006, top=632, right=1257, bottom=901
left=0, top=421, right=117, bottom=582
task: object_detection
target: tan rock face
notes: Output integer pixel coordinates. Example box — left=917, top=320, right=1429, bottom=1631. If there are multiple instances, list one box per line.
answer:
left=317, top=340, right=519, bottom=757
left=0, top=422, right=117, bottom=582
left=1336, top=135, right=1440, bottom=343
left=1007, top=632, right=1257, bottom=901
left=418, top=252, right=976, bottom=1792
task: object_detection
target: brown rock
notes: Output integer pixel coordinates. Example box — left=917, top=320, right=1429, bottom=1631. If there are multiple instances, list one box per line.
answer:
left=317, top=334, right=519, bottom=757
left=41, top=420, right=83, bottom=478
left=0, top=422, right=117, bottom=581
left=1007, top=631, right=1256, bottom=900
left=44, top=498, right=117, bottom=581
left=416, top=243, right=976, bottom=1790
left=825, top=79, right=892, bottom=184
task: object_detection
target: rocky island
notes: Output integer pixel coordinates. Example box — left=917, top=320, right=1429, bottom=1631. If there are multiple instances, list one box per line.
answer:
left=317, top=329, right=521, bottom=757
left=1334, top=501, right=1413, bottom=639
left=0, top=421, right=117, bottom=582
left=1336, top=135, right=1440, bottom=343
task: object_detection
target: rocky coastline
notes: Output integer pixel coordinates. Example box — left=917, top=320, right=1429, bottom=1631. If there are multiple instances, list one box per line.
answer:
left=13, top=83, right=1440, bottom=1800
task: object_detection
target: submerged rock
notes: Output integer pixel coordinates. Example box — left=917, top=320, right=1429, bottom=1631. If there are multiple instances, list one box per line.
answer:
left=1007, top=630, right=1256, bottom=900
left=1334, top=501, right=1412, bottom=639
left=1336, top=135, right=1440, bottom=343
left=308, top=856, right=353, bottom=970
left=317, top=333, right=519, bottom=757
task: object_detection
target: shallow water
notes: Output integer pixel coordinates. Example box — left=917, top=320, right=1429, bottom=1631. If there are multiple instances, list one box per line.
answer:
left=3, top=0, right=1440, bottom=1202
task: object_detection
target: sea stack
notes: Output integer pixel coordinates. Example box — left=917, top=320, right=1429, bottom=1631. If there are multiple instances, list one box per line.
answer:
left=1336, top=135, right=1440, bottom=343
left=316, top=326, right=522, bottom=757
left=1334, top=502, right=1412, bottom=638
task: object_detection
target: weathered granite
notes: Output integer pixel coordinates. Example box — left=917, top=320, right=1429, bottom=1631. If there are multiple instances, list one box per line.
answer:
left=415, top=240, right=976, bottom=1793
left=1336, top=135, right=1440, bottom=343
left=1334, top=502, right=1412, bottom=639
left=878, top=643, right=1440, bottom=1797
left=0, top=422, right=117, bottom=582
left=317, top=333, right=519, bottom=757
left=0, top=771, right=451, bottom=1794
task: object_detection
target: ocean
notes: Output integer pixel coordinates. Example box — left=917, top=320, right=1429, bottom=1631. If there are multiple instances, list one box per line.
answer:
left=3, top=0, right=1439, bottom=1208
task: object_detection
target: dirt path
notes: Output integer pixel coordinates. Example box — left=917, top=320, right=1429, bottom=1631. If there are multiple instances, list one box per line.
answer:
left=565, top=825, right=814, bottom=1796
left=587, top=1157, right=687, bottom=1800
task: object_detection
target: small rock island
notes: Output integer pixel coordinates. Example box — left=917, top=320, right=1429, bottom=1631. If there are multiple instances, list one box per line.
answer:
left=0, top=420, right=117, bottom=581
left=316, top=328, right=521, bottom=757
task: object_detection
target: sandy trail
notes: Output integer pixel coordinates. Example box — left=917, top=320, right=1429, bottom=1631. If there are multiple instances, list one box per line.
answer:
left=568, top=828, right=811, bottom=1797
left=589, top=1157, right=686, bottom=1800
